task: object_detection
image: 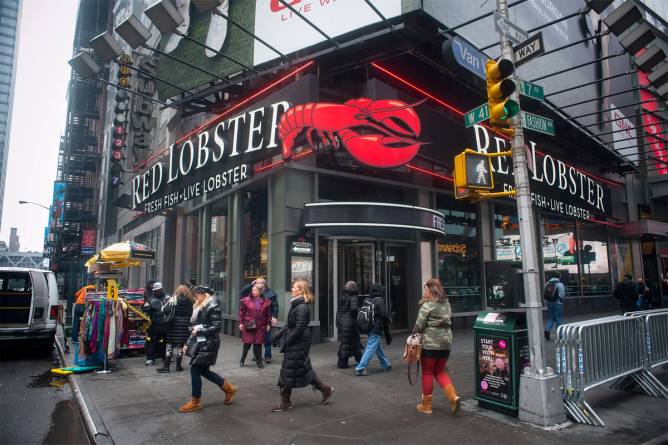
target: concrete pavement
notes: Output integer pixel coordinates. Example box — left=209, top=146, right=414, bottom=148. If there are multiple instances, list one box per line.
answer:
left=59, top=313, right=668, bottom=445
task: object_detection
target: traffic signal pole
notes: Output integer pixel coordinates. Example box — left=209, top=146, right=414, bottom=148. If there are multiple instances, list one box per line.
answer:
left=496, top=0, right=566, bottom=426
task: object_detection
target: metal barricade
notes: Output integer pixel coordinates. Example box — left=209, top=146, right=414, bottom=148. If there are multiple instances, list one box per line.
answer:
left=556, top=310, right=668, bottom=426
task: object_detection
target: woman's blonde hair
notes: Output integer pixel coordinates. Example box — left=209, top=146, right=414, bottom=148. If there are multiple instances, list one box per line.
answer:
left=173, top=284, right=194, bottom=303
left=293, top=279, right=314, bottom=304
left=419, top=278, right=446, bottom=304
left=191, top=291, right=213, bottom=324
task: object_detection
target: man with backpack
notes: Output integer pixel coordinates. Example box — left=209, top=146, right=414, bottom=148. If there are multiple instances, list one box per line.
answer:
left=145, top=281, right=169, bottom=365
left=355, top=283, right=392, bottom=376
left=543, top=272, right=565, bottom=341
left=613, top=273, right=638, bottom=314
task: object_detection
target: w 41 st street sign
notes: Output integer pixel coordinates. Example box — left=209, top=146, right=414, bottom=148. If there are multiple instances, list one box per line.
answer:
left=464, top=103, right=490, bottom=127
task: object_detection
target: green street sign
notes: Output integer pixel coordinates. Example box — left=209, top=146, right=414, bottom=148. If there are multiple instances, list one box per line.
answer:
left=516, top=80, right=544, bottom=101
left=464, top=103, right=490, bottom=128
left=522, top=111, right=555, bottom=136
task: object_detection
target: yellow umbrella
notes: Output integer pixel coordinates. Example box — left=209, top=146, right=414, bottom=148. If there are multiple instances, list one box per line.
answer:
left=98, top=240, right=155, bottom=263
left=84, top=255, right=99, bottom=267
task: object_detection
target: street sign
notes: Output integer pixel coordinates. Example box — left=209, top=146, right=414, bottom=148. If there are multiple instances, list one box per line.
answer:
left=443, top=36, right=488, bottom=80
left=494, top=12, right=528, bottom=45
left=464, top=103, right=490, bottom=127
left=522, top=111, right=555, bottom=136
left=513, top=32, right=544, bottom=67
left=516, top=79, right=544, bottom=101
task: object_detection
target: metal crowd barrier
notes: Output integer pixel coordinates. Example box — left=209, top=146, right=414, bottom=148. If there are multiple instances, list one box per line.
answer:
left=556, top=309, right=668, bottom=426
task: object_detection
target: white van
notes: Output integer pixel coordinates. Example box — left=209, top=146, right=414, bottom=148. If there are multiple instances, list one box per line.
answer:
left=0, top=267, right=60, bottom=353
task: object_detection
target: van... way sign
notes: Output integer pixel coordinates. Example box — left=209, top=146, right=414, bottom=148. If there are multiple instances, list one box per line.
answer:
left=513, top=32, right=544, bottom=67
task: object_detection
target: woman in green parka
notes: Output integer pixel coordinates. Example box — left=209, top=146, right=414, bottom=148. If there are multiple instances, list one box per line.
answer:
left=412, top=278, right=460, bottom=415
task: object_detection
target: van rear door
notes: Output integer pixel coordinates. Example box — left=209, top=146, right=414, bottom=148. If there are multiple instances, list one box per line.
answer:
left=28, top=271, right=49, bottom=331
left=0, top=271, right=33, bottom=329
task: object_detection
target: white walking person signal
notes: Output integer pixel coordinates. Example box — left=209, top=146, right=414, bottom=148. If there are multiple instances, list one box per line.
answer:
left=475, top=159, right=489, bottom=185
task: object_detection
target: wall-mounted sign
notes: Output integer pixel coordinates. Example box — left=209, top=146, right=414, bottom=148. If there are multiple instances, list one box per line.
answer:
left=131, top=55, right=158, bottom=161
left=286, top=235, right=314, bottom=291
left=111, top=54, right=132, bottom=188
left=473, top=125, right=611, bottom=219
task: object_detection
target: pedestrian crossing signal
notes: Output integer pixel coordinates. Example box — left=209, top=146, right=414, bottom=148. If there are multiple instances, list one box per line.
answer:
left=454, top=150, right=494, bottom=190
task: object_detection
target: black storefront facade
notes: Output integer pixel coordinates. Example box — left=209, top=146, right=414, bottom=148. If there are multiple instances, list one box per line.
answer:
left=100, top=1, right=663, bottom=339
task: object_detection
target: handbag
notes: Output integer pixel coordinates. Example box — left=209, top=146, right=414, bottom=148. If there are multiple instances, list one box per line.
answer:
left=184, top=335, right=199, bottom=358
left=243, top=319, right=257, bottom=331
left=403, top=333, right=422, bottom=385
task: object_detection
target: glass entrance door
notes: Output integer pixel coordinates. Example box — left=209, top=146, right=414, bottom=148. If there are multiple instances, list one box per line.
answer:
left=385, top=244, right=408, bottom=330
left=338, top=243, right=375, bottom=296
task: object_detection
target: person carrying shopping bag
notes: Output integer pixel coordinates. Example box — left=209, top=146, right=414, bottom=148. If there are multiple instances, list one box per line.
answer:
left=412, top=278, right=460, bottom=415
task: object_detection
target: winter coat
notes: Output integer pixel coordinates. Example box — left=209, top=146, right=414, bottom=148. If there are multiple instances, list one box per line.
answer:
left=278, top=296, right=315, bottom=389
left=145, top=292, right=168, bottom=332
left=614, top=278, right=638, bottom=312
left=240, top=283, right=279, bottom=318
left=165, top=295, right=193, bottom=344
left=336, top=291, right=363, bottom=359
left=238, top=296, right=271, bottom=344
left=413, top=298, right=452, bottom=351
left=189, top=299, right=222, bottom=366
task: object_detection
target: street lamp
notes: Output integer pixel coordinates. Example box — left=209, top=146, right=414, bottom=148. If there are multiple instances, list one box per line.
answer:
left=18, top=200, right=50, bottom=211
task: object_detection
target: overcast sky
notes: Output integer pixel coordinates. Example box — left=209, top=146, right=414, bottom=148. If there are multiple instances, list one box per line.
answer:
left=0, top=0, right=78, bottom=252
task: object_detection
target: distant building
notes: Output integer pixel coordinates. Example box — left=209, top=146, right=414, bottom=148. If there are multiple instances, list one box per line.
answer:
left=0, top=0, right=21, bottom=232
left=8, top=227, right=19, bottom=252
left=0, top=251, right=46, bottom=269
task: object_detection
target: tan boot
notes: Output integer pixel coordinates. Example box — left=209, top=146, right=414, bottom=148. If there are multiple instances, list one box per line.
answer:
left=443, top=384, right=461, bottom=416
left=179, top=397, right=202, bottom=413
left=222, top=381, right=238, bottom=405
left=416, top=394, right=433, bottom=414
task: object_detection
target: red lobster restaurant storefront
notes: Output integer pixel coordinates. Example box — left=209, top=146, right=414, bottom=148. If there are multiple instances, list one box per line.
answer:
left=114, top=4, right=641, bottom=338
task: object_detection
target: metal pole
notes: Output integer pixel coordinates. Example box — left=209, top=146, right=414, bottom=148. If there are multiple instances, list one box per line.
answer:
left=496, top=0, right=566, bottom=426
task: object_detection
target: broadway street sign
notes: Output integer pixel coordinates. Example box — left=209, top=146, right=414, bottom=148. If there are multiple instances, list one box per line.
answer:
left=513, top=32, right=544, bottom=67
left=522, top=111, right=555, bottom=136
left=464, top=103, right=490, bottom=127
left=516, top=79, right=545, bottom=101
left=494, top=11, right=528, bottom=45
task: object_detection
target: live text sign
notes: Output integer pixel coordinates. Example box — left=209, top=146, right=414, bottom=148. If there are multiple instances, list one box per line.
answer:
left=464, top=103, right=490, bottom=127
left=494, top=12, right=528, bottom=45
left=522, top=111, right=555, bottom=136
left=513, top=32, right=544, bottom=67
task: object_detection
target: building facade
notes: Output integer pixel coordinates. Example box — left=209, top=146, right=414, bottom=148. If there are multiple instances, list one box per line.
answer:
left=87, top=1, right=667, bottom=338
left=0, top=0, right=21, bottom=232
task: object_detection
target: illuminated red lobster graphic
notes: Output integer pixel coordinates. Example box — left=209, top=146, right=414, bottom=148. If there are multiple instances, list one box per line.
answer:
left=278, top=98, right=423, bottom=168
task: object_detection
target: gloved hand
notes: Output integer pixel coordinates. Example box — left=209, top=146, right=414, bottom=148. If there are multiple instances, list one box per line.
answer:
left=386, top=334, right=392, bottom=346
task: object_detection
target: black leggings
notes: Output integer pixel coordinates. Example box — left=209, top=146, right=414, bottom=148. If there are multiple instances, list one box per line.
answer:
left=191, top=364, right=225, bottom=398
left=241, top=343, right=262, bottom=363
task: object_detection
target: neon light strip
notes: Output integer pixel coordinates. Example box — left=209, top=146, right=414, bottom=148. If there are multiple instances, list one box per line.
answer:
left=586, top=218, right=622, bottom=228
left=134, top=61, right=316, bottom=171
left=406, top=163, right=454, bottom=183
left=305, top=201, right=445, bottom=216
left=370, top=62, right=623, bottom=188
left=304, top=222, right=445, bottom=235
left=254, top=148, right=314, bottom=173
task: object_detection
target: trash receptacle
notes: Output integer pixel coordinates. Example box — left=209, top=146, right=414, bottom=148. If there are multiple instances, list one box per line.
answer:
left=474, top=311, right=528, bottom=416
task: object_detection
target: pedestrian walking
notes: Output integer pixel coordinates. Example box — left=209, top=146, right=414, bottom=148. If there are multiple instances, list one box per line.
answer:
left=144, top=281, right=168, bottom=366
left=179, top=285, right=237, bottom=413
left=543, top=272, right=565, bottom=341
left=239, top=283, right=271, bottom=368
left=413, top=279, right=460, bottom=415
left=271, top=279, right=334, bottom=412
left=240, top=277, right=279, bottom=363
left=336, top=280, right=363, bottom=368
left=614, top=273, right=638, bottom=314
left=157, top=284, right=194, bottom=373
left=355, top=283, right=392, bottom=376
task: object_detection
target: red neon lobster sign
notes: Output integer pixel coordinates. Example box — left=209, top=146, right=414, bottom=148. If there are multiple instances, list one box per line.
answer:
left=278, top=98, right=423, bottom=169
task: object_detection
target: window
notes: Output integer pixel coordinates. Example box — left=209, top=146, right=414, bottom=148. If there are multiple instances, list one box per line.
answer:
left=209, top=200, right=228, bottom=313
left=436, top=194, right=481, bottom=312
left=241, top=186, right=268, bottom=281
left=541, top=214, right=579, bottom=296
left=576, top=220, right=611, bottom=297
left=493, top=202, right=521, bottom=262
left=7, top=275, right=30, bottom=292
left=183, top=212, right=199, bottom=284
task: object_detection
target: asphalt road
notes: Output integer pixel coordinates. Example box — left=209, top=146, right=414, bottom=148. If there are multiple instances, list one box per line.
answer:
left=0, top=343, right=89, bottom=445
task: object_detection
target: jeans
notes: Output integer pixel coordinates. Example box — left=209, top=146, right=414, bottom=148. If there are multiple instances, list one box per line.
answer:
left=191, top=364, right=225, bottom=398
left=544, top=300, right=563, bottom=333
left=71, top=304, right=85, bottom=342
left=356, top=333, right=390, bottom=371
left=264, top=329, right=272, bottom=359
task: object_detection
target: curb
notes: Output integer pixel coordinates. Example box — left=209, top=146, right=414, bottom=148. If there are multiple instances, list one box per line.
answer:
left=54, top=335, right=115, bottom=445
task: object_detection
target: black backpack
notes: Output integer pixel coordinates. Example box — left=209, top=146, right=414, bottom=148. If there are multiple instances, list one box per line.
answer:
left=356, top=298, right=376, bottom=333
left=155, top=298, right=176, bottom=326
left=543, top=281, right=558, bottom=302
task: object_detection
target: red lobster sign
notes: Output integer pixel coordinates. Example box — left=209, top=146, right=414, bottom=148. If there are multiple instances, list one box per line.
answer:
left=278, top=98, right=423, bottom=168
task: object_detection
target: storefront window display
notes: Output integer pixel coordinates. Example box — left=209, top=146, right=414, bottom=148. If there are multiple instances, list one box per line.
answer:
left=541, top=214, right=579, bottom=297
left=241, top=186, right=269, bottom=282
left=436, top=195, right=481, bottom=312
left=576, top=221, right=611, bottom=298
left=209, top=199, right=229, bottom=314
left=493, top=203, right=521, bottom=263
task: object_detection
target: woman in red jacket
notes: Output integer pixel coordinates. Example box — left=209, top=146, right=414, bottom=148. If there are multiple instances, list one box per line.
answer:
left=239, top=284, right=271, bottom=368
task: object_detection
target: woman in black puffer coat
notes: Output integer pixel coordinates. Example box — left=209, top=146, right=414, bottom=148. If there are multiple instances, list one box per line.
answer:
left=179, top=286, right=237, bottom=413
left=272, top=279, right=334, bottom=412
left=336, top=281, right=363, bottom=368
left=157, top=285, right=194, bottom=373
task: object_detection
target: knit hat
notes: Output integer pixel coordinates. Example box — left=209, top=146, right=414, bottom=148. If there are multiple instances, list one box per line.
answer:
left=152, top=282, right=163, bottom=291
left=343, top=281, right=358, bottom=293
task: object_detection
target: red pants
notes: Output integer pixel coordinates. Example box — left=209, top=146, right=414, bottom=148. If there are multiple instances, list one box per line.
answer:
left=421, top=357, right=452, bottom=396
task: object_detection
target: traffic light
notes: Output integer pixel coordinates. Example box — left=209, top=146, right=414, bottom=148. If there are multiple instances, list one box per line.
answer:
left=454, top=150, right=494, bottom=190
left=485, top=59, right=519, bottom=136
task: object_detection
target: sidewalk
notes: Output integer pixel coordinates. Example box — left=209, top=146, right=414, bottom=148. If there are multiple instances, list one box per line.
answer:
left=60, top=312, right=668, bottom=445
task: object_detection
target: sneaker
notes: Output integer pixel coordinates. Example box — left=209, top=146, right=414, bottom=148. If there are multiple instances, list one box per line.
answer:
left=265, top=358, right=272, bottom=364
left=355, top=369, right=368, bottom=376
left=382, top=365, right=393, bottom=372
left=145, top=360, right=155, bottom=366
